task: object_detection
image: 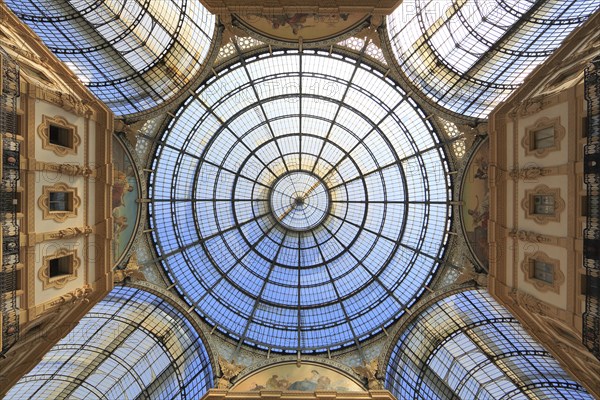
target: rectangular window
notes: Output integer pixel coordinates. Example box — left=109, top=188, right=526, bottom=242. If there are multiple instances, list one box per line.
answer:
left=533, top=260, right=554, bottom=284
left=49, top=124, right=74, bottom=148
left=533, top=127, right=554, bottom=150
left=49, top=255, right=73, bottom=278
left=16, top=114, right=24, bottom=135
left=49, top=192, right=72, bottom=212
left=533, top=195, right=555, bottom=215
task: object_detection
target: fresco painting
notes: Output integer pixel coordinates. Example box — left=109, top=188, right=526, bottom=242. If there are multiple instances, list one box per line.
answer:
left=237, top=13, right=368, bottom=42
left=462, top=139, right=490, bottom=268
left=232, top=363, right=364, bottom=392
left=112, top=136, right=140, bottom=266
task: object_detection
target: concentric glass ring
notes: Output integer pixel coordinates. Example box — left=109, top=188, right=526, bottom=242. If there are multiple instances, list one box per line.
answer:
left=269, top=172, right=330, bottom=232
left=149, top=49, right=452, bottom=353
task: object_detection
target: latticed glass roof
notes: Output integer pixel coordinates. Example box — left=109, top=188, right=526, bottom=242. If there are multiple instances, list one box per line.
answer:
left=149, top=49, right=452, bottom=353
left=6, top=286, right=214, bottom=399
left=387, top=0, right=599, bottom=118
left=386, top=290, right=593, bottom=399
left=6, top=0, right=216, bottom=117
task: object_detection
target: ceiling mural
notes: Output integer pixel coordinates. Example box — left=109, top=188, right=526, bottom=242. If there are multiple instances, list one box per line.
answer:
left=235, top=13, right=369, bottom=43
left=112, top=136, right=141, bottom=266
left=461, top=138, right=489, bottom=269
left=232, top=362, right=364, bottom=392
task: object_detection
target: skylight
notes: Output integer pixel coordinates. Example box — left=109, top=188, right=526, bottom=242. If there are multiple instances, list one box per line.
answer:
left=149, top=49, right=452, bottom=354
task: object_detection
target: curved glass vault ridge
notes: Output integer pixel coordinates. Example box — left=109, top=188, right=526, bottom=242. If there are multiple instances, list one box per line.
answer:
left=6, top=286, right=214, bottom=400
left=5, top=0, right=216, bottom=116
left=385, top=290, right=592, bottom=399
left=149, top=49, right=452, bottom=353
left=387, top=0, right=599, bottom=118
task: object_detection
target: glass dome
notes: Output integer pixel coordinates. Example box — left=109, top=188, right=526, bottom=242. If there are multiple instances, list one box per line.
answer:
left=149, top=49, right=452, bottom=353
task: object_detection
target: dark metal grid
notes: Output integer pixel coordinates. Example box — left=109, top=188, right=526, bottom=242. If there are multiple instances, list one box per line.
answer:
left=148, top=49, right=452, bottom=354
left=386, top=0, right=599, bottom=118
left=1, top=48, right=20, bottom=355
left=385, top=290, right=592, bottom=399
left=6, top=0, right=215, bottom=116
left=584, top=57, right=600, bottom=361
left=5, top=286, right=214, bottom=400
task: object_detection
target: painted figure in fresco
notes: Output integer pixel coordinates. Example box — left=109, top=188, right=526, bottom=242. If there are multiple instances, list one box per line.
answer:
left=265, top=374, right=289, bottom=390
left=288, top=369, right=320, bottom=391
left=473, top=156, right=488, bottom=180
left=268, top=13, right=310, bottom=35
left=113, top=169, right=134, bottom=210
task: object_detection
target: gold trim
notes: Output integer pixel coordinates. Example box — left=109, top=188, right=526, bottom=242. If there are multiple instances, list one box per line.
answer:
left=521, top=185, right=565, bottom=224
left=37, top=115, right=80, bottom=156
left=38, top=248, right=80, bottom=290
left=520, top=251, right=565, bottom=293
left=38, top=183, right=80, bottom=222
left=522, top=116, right=566, bottom=158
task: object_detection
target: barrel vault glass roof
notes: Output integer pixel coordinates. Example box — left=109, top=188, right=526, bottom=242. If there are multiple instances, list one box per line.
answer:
left=387, top=0, right=600, bottom=118
left=5, top=0, right=216, bottom=117
left=386, top=290, right=593, bottom=399
left=5, top=286, right=214, bottom=400
left=148, top=49, right=453, bottom=354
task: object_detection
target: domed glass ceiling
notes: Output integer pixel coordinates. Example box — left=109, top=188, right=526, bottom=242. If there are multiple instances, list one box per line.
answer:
left=149, top=49, right=452, bottom=353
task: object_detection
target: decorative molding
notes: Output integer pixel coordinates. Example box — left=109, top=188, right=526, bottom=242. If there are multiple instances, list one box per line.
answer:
left=38, top=248, right=81, bottom=290
left=52, top=284, right=92, bottom=308
left=35, top=90, right=93, bottom=118
left=521, top=185, right=565, bottom=224
left=509, top=166, right=552, bottom=180
left=37, top=115, right=80, bottom=156
left=218, top=356, right=245, bottom=389
left=39, top=161, right=94, bottom=177
left=521, top=116, right=566, bottom=158
left=509, top=229, right=553, bottom=244
left=352, top=359, right=383, bottom=390
left=38, top=182, right=80, bottom=222
left=48, top=226, right=92, bottom=240
left=508, top=288, right=557, bottom=317
left=520, top=251, right=565, bottom=293
left=510, top=97, right=548, bottom=118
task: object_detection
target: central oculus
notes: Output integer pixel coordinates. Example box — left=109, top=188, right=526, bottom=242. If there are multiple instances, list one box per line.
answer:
left=270, top=171, right=330, bottom=231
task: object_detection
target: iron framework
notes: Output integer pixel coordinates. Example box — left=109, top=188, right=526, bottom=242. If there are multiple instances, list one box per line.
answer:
left=0, top=48, right=19, bottom=355
left=583, top=57, right=600, bottom=361
left=6, top=0, right=216, bottom=117
left=386, top=0, right=599, bottom=118
left=148, top=48, right=453, bottom=354
left=5, top=286, right=214, bottom=399
left=385, top=290, right=593, bottom=399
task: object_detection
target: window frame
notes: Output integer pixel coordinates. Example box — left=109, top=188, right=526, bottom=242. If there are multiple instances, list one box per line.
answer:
left=522, top=117, right=566, bottom=158
left=521, top=251, right=564, bottom=293
left=37, top=115, right=80, bottom=156
left=522, top=185, right=565, bottom=224
left=38, top=183, right=80, bottom=222
left=39, top=249, right=80, bottom=289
